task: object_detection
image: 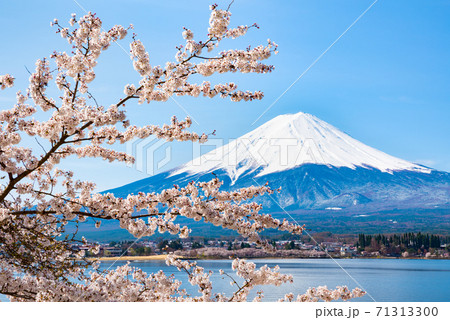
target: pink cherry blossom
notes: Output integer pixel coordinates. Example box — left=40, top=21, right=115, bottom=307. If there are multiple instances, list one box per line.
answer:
left=0, top=5, right=365, bottom=302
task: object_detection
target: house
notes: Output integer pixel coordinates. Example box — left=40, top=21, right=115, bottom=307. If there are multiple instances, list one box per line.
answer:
left=101, top=246, right=122, bottom=256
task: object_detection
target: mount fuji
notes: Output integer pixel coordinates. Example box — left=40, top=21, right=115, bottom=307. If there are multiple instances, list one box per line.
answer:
left=103, top=112, right=450, bottom=236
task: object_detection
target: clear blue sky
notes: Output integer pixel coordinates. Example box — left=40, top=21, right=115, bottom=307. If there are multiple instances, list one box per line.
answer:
left=1, top=0, right=449, bottom=191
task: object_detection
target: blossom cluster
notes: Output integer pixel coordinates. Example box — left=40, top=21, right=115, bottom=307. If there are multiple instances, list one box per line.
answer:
left=0, top=5, right=364, bottom=302
left=0, top=74, right=14, bottom=90
left=166, top=254, right=214, bottom=301
left=123, top=5, right=277, bottom=104
left=13, top=172, right=302, bottom=247
left=227, top=258, right=293, bottom=301
left=165, top=254, right=291, bottom=302
left=279, top=286, right=366, bottom=302
left=0, top=260, right=185, bottom=302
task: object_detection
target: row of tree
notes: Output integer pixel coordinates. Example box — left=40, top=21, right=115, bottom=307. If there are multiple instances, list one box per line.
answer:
left=357, top=232, right=449, bottom=252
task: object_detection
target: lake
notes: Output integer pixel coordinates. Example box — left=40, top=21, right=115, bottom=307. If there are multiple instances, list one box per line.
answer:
left=99, top=258, right=450, bottom=302
left=1, top=259, right=449, bottom=301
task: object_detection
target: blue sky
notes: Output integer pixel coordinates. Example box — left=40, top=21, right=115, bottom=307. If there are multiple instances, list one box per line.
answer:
left=0, top=0, right=449, bottom=191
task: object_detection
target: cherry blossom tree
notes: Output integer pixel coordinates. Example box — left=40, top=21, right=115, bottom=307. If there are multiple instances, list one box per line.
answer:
left=0, top=4, right=365, bottom=302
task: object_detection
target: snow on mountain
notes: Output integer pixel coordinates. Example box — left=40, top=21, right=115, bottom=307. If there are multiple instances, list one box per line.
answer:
left=92, top=111, right=450, bottom=240
left=106, top=111, right=449, bottom=214
left=172, top=112, right=430, bottom=184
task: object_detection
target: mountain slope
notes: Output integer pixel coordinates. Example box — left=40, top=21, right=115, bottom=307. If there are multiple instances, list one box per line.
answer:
left=171, top=112, right=430, bottom=184
left=108, top=112, right=449, bottom=212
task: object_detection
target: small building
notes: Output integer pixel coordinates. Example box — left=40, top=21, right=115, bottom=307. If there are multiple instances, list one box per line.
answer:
left=101, top=247, right=123, bottom=256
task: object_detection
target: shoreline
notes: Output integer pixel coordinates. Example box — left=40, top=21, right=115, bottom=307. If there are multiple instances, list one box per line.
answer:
left=90, top=254, right=170, bottom=261
left=90, top=255, right=449, bottom=262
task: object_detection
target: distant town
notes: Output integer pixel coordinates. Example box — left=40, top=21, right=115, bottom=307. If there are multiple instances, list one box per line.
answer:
left=75, top=232, right=450, bottom=260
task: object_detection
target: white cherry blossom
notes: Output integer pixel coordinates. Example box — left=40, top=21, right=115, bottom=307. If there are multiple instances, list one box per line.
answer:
left=0, top=5, right=365, bottom=302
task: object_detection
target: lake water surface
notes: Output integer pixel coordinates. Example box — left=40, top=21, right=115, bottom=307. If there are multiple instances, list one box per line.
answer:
left=2, top=259, right=449, bottom=301
left=100, top=258, right=450, bottom=302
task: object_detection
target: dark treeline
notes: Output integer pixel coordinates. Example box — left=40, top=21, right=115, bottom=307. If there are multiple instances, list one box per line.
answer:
left=357, top=232, right=449, bottom=251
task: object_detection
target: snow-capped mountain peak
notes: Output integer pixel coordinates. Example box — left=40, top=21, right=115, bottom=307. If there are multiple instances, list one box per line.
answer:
left=106, top=111, right=449, bottom=216
left=171, top=111, right=431, bottom=183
